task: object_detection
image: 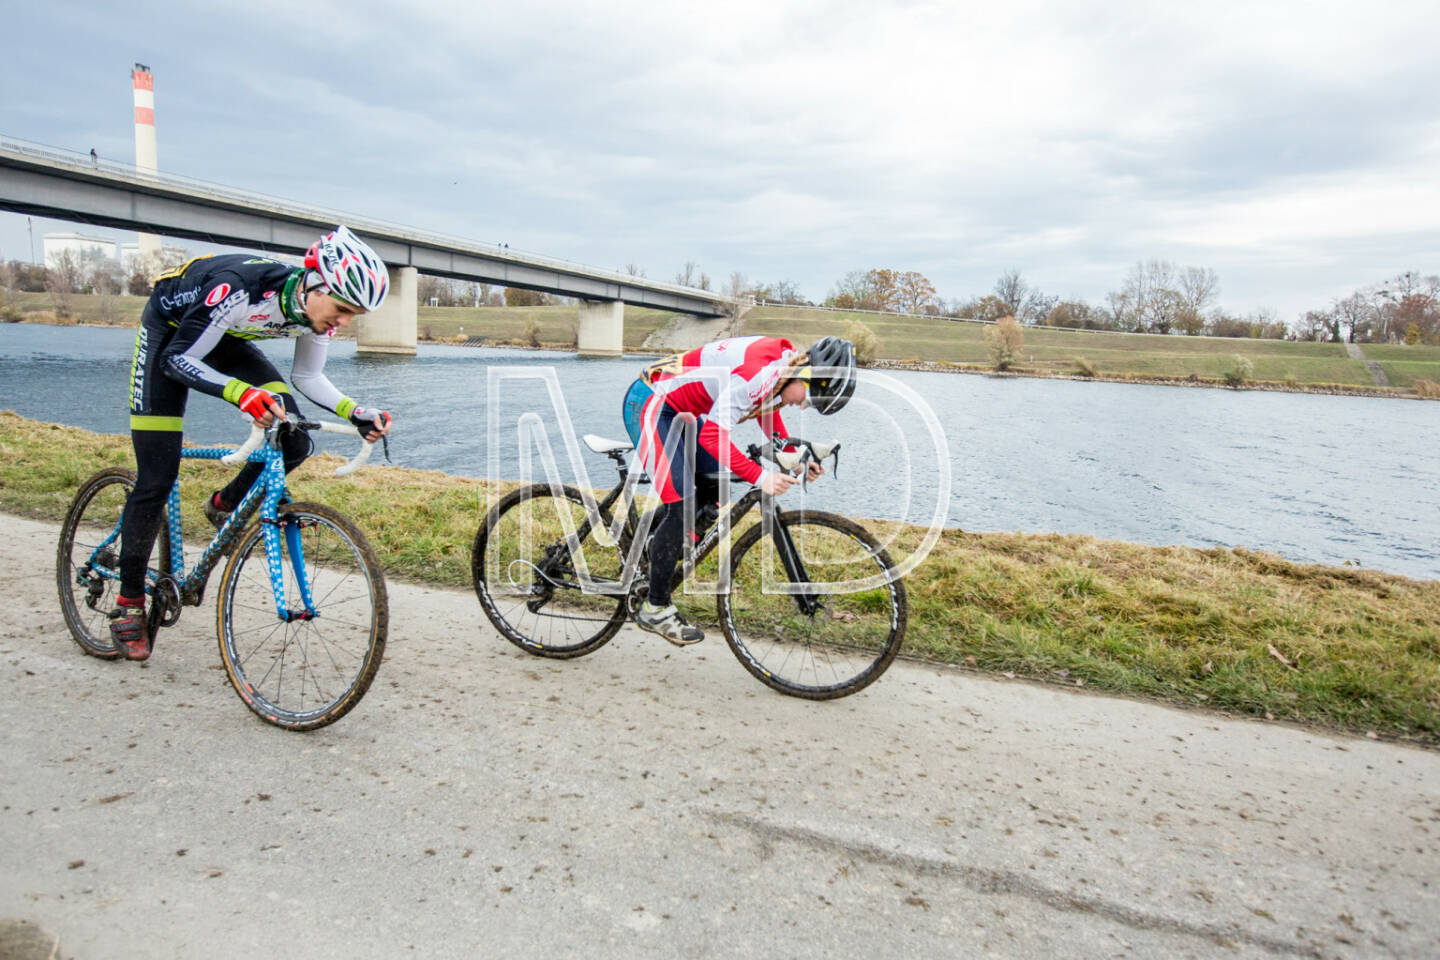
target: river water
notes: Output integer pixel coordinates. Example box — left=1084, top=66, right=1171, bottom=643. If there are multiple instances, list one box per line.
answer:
left=1, top=324, right=1435, bottom=581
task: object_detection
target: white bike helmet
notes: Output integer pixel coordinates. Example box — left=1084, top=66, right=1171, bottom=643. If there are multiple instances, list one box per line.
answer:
left=303, top=225, right=389, bottom=311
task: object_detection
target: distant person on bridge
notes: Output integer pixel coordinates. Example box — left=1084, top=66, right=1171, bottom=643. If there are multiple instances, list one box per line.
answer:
left=620, top=335, right=856, bottom=645
left=108, top=225, right=395, bottom=660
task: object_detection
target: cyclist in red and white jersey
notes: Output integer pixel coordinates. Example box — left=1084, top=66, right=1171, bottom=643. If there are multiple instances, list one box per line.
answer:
left=620, top=335, right=856, bottom=644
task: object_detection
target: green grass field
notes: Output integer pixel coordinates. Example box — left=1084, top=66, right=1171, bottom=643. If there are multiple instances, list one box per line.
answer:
left=2, top=290, right=145, bottom=326
left=739, top=307, right=1384, bottom=386
left=413, top=304, right=678, bottom=350
left=1359, top=344, right=1440, bottom=389
left=8, top=290, right=1438, bottom=394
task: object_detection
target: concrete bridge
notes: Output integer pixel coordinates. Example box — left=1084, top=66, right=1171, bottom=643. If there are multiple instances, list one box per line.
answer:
left=0, top=136, right=728, bottom=355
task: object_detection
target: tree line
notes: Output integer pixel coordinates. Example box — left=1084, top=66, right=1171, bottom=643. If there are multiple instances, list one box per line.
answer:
left=8, top=248, right=1438, bottom=345
left=742, top=261, right=1439, bottom=344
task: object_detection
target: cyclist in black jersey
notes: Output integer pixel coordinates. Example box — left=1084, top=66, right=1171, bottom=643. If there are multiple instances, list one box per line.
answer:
left=108, top=225, right=394, bottom=660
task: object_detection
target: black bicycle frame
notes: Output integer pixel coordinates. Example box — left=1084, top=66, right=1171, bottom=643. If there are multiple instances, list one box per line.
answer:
left=559, top=448, right=821, bottom=614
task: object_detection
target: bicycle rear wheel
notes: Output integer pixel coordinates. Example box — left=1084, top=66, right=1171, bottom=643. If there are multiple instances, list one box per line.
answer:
left=472, top=484, right=629, bottom=658
left=718, top=509, right=907, bottom=700
left=56, top=468, right=170, bottom=659
left=215, top=501, right=387, bottom=731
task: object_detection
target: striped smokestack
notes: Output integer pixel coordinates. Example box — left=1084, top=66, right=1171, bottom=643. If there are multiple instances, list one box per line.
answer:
left=132, top=63, right=161, bottom=259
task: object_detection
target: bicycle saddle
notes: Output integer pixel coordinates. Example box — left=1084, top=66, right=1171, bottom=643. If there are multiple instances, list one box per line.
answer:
left=583, top=434, right=634, bottom=454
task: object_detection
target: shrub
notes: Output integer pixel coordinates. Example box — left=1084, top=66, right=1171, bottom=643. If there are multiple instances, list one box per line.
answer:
left=1414, top=379, right=1440, bottom=398
left=845, top=321, right=880, bottom=366
left=985, top=316, right=1023, bottom=371
left=524, top=317, right=541, bottom=348
left=1071, top=356, right=1096, bottom=378
left=1223, top=355, right=1254, bottom=387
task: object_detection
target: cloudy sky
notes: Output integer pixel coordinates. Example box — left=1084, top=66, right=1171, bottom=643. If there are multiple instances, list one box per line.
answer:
left=3, top=0, right=1438, bottom=319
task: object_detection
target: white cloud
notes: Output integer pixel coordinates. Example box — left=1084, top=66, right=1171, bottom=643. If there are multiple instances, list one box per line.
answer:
left=3, top=0, right=1439, bottom=315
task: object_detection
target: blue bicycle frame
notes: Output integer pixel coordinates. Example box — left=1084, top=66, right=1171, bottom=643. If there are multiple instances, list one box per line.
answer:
left=149, top=435, right=317, bottom=621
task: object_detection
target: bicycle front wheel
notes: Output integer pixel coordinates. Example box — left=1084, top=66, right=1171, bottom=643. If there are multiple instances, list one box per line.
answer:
left=216, top=502, right=387, bottom=731
left=56, top=467, right=170, bottom=659
left=719, top=510, right=907, bottom=700
left=472, top=483, right=628, bottom=658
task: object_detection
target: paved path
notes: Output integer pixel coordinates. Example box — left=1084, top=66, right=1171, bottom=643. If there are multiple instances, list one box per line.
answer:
left=2, top=515, right=1436, bottom=959
left=1344, top=342, right=1390, bottom=387
left=641, top=310, right=744, bottom=352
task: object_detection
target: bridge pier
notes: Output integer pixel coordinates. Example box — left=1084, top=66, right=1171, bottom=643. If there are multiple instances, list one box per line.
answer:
left=576, top=299, right=624, bottom=357
left=356, top=265, right=417, bottom=355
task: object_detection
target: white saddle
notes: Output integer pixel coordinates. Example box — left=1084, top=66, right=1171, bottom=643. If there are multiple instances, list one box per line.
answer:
left=582, top=433, right=634, bottom=454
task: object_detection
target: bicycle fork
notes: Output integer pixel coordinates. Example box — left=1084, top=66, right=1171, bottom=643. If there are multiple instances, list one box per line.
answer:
left=262, top=513, right=319, bottom=622
left=766, top=511, right=823, bottom=617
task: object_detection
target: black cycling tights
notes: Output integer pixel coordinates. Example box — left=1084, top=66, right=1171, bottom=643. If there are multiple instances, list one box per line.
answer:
left=646, top=502, right=687, bottom=609
left=118, top=395, right=308, bottom=599
left=646, top=476, right=720, bottom=609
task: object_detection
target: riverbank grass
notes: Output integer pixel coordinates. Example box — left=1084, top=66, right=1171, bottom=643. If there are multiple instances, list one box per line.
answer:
left=3, top=411, right=1436, bottom=744
left=13, top=296, right=1440, bottom=394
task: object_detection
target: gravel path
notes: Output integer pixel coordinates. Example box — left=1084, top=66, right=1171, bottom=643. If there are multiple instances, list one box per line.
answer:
left=3, top=514, right=1436, bottom=959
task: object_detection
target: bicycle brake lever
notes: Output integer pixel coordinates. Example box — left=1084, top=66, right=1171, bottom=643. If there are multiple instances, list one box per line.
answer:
left=380, top=434, right=392, bottom=464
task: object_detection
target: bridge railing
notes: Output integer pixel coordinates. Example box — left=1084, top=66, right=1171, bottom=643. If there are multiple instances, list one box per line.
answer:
left=0, top=134, right=725, bottom=303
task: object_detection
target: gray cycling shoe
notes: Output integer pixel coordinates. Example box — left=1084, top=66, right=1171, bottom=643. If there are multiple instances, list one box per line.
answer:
left=635, top=602, right=704, bottom=646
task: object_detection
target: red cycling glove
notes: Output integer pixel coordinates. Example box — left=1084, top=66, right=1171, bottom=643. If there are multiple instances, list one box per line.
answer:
left=237, top=387, right=282, bottom=421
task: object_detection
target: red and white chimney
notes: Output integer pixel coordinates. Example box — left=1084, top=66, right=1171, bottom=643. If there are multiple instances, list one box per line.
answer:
left=132, top=63, right=161, bottom=258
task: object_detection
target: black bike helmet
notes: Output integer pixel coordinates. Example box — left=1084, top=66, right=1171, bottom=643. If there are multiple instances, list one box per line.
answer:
left=804, top=336, right=856, bottom=415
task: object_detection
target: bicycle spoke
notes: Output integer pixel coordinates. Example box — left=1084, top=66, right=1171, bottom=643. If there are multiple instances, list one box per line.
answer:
left=218, top=503, right=386, bottom=730
left=720, top=511, right=906, bottom=699
left=473, top=485, right=628, bottom=658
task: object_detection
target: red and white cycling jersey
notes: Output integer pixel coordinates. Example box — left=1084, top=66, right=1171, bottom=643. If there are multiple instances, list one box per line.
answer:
left=644, top=335, right=799, bottom=484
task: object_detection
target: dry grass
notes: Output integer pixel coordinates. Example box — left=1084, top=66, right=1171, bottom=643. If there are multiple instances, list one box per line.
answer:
left=740, top=308, right=1380, bottom=387
left=5, top=411, right=1436, bottom=742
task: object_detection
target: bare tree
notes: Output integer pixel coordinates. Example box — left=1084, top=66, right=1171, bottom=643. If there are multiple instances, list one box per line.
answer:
left=88, top=257, right=125, bottom=297
left=993, top=269, right=1030, bottom=320
left=674, top=261, right=700, bottom=287
left=725, top=271, right=749, bottom=300
left=992, top=268, right=1055, bottom=323
left=768, top=279, right=806, bottom=305
left=825, top=269, right=879, bottom=310
left=1330, top=292, right=1372, bottom=343
left=1119, top=260, right=1182, bottom=334
left=1104, top=289, right=1136, bottom=331
left=624, top=263, right=646, bottom=278
left=45, top=249, right=85, bottom=318
left=1177, top=266, right=1219, bottom=335
left=1296, top=309, right=1334, bottom=342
